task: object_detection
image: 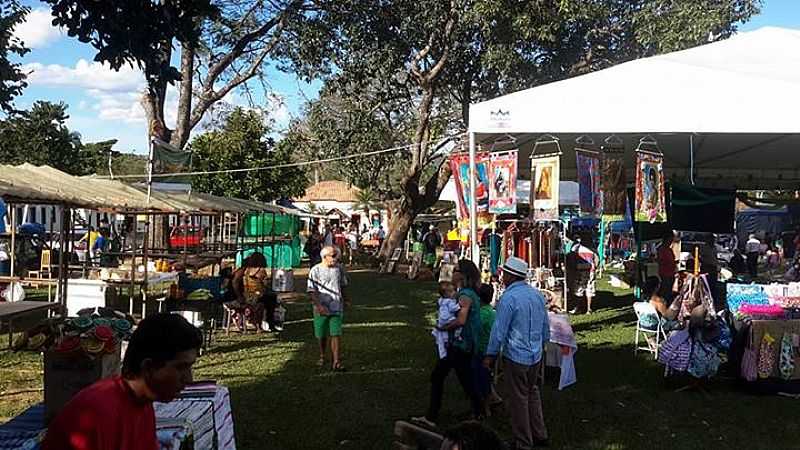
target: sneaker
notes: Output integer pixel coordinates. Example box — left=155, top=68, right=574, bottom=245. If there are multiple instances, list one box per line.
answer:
left=273, top=324, right=284, bottom=332
left=410, top=416, right=437, bottom=429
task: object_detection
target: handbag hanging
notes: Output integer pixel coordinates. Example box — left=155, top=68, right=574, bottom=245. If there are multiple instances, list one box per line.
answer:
left=779, top=333, right=796, bottom=380
left=741, top=327, right=758, bottom=382
left=757, top=332, right=777, bottom=379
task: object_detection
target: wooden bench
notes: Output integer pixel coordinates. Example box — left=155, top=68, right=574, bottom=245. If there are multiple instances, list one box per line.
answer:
left=393, top=420, right=444, bottom=450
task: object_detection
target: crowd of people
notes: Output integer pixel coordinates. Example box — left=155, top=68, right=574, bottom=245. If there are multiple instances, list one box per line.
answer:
left=413, top=256, right=551, bottom=450
left=303, top=221, right=386, bottom=266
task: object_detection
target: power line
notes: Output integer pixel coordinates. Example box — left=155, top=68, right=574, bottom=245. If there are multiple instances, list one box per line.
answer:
left=99, top=136, right=458, bottom=180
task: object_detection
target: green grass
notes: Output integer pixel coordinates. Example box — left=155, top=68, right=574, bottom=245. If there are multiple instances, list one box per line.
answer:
left=2, top=271, right=800, bottom=449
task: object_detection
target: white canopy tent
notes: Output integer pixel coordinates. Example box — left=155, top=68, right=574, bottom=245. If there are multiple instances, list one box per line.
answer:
left=463, top=26, right=800, bottom=261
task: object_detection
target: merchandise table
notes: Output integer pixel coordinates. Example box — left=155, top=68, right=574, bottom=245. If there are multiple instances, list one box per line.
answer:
left=0, top=301, right=62, bottom=349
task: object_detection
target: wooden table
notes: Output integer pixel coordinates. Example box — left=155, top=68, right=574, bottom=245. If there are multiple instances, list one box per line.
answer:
left=0, top=301, right=62, bottom=349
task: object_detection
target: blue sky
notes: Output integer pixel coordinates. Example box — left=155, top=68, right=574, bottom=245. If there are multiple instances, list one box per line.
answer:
left=9, top=0, right=798, bottom=154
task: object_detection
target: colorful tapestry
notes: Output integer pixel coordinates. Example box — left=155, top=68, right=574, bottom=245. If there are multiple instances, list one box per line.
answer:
left=635, top=152, right=667, bottom=223
left=601, top=152, right=626, bottom=220
left=489, top=150, right=518, bottom=214
left=531, top=155, right=560, bottom=221
left=449, top=152, right=493, bottom=229
left=576, top=150, right=601, bottom=217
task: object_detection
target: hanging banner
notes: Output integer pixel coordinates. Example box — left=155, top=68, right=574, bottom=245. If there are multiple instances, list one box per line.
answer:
left=152, top=138, right=192, bottom=184
left=576, top=150, right=601, bottom=217
left=635, top=152, right=667, bottom=223
left=489, top=151, right=518, bottom=214
left=601, top=152, right=626, bottom=220
left=531, top=155, right=560, bottom=221
left=449, top=152, right=493, bottom=229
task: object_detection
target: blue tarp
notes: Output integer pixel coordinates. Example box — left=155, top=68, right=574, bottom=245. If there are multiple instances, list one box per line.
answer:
left=736, top=207, right=790, bottom=245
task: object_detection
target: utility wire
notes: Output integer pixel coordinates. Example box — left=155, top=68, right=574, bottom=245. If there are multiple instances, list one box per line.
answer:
left=99, top=136, right=459, bottom=180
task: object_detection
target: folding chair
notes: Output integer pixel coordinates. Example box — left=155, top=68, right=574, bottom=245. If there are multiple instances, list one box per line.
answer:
left=633, top=302, right=667, bottom=359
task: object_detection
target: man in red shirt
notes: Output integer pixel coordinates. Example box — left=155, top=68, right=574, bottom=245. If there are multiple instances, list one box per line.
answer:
left=657, top=232, right=678, bottom=300
left=42, top=314, right=202, bottom=450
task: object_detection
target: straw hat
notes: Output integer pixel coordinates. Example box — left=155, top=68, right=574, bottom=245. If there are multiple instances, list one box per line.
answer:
left=502, top=256, right=529, bottom=278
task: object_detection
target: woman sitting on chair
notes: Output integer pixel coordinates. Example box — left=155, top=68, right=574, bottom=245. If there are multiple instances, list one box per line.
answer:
left=229, top=252, right=279, bottom=332
left=641, top=276, right=680, bottom=331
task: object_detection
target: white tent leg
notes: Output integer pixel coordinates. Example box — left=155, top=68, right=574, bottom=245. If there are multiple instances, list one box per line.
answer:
left=468, top=132, right=479, bottom=265
left=689, top=134, right=695, bottom=185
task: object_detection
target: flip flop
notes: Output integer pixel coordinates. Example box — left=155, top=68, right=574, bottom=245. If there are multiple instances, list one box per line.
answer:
left=332, top=361, right=346, bottom=372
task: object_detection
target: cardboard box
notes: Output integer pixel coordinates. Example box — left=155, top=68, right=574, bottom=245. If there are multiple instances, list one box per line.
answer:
left=43, top=348, right=121, bottom=425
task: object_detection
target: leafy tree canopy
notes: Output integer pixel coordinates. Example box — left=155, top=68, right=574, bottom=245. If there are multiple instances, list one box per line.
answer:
left=0, top=101, right=110, bottom=175
left=189, top=107, right=307, bottom=202
left=0, top=0, right=29, bottom=112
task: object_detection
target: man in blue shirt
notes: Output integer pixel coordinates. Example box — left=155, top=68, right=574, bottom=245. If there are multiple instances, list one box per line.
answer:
left=483, top=257, right=550, bottom=449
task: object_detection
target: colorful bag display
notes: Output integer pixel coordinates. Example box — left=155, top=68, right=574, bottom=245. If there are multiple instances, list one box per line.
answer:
left=757, top=332, right=777, bottom=379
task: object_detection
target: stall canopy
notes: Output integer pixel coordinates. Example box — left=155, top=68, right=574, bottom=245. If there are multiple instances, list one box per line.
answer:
left=468, top=27, right=800, bottom=190
left=0, top=164, right=293, bottom=215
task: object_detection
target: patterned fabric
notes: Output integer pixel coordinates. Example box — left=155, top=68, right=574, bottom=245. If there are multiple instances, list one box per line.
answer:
left=688, top=341, right=720, bottom=378
left=741, top=344, right=759, bottom=382
left=757, top=332, right=777, bottom=379
left=658, top=329, right=692, bottom=372
left=576, top=151, right=601, bottom=217
left=726, top=283, right=769, bottom=315
left=0, top=430, right=43, bottom=450
left=780, top=333, right=796, bottom=380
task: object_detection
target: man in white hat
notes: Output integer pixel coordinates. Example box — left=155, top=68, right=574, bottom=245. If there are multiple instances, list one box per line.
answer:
left=483, top=257, right=550, bottom=449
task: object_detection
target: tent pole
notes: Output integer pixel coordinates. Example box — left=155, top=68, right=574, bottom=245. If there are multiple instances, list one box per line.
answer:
left=146, top=138, right=155, bottom=203
left=9, top=204, right=15, bottom=278
left=468, top=132, right=479, bottom=265
left=689, top=134, right=694, bottom=185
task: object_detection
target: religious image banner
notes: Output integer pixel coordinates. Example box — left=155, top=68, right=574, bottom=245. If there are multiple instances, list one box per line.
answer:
left=489, top=150, right=518, bottom=214
left=531, top=155, right=560, bottom=221
left=449, top=152, right=493, bottom=229
left=635, top=152, right=667, bottom=223
left=576, top=150, right=601, bottom=217
left=601, top=152, right=626, bottom=220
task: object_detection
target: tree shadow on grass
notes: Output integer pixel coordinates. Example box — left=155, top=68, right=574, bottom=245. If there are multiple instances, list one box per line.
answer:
left=195, top=272, right=441, bottom=450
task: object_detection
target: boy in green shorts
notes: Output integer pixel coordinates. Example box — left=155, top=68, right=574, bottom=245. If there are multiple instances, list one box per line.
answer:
left=308, top=245, right=350, bottom=371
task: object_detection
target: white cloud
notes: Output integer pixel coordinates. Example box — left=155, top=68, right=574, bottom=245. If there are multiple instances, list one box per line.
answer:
left=24, top=59, right=144, bottom=93
left=13, top=8, right=64, bottom=49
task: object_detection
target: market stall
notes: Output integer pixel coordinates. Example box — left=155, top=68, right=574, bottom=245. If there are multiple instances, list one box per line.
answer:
left=458, top=27, right=800, bottom=394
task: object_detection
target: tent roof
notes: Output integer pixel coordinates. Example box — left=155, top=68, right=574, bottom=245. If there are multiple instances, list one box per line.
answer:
left=467, top=27, right=800, bottom=189
left=294, top=180, right=361, bottom=202
left=0, top=164, right=290, bottom=215
left=469, top=27, right=800, bottom=135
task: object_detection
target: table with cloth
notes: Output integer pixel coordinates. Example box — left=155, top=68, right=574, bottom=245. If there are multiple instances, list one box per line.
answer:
left=544, top=312, right=578, bottom=390
left=0, top=384, right=236, bottom=450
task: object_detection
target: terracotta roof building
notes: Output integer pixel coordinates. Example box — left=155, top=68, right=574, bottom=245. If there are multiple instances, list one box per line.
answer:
left=295, top=180, right=361, bottom=203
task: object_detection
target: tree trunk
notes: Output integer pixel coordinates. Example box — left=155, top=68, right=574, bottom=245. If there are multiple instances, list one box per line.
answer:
left=379, top=206, right=415, bottom=259
left=141, top=41, right=173, bottom=144
left=171, top=40, right=196, bottom=150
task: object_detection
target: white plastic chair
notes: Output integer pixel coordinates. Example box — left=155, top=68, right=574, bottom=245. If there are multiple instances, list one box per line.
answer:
left=633, top=302, right=667, bottom=359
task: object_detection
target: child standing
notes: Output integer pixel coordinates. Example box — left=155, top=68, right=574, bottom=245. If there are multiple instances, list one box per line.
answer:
left=432, top=281, right=460, bottom=359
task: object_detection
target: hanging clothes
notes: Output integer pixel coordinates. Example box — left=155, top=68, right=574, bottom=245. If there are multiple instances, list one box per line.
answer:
left=488, top=231, right=502, bottom=275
